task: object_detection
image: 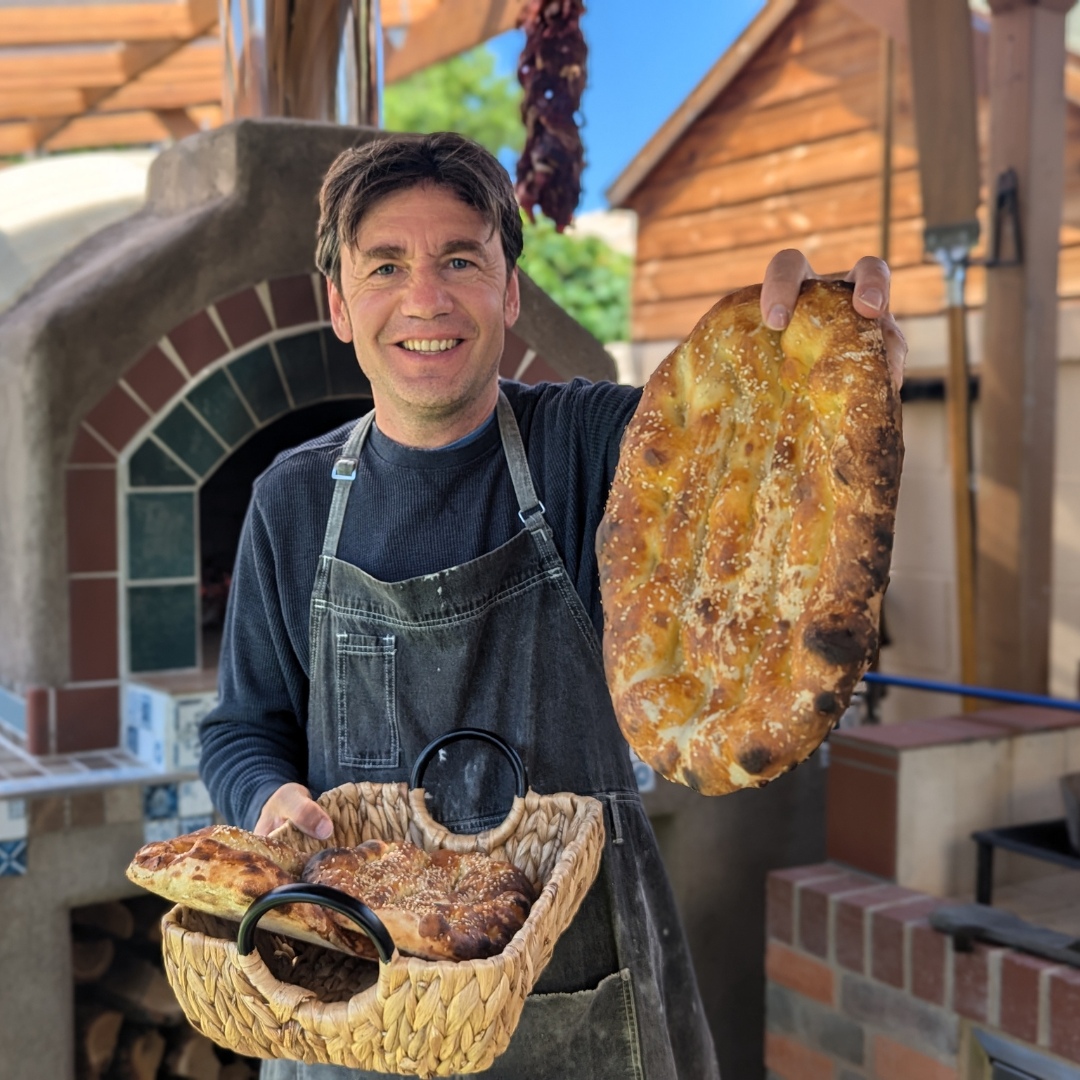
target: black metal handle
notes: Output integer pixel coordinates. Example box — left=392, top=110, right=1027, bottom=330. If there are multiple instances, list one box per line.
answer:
left=409, top=728, right=528, bottom=800
left=237, top=882, right=395, bottom=964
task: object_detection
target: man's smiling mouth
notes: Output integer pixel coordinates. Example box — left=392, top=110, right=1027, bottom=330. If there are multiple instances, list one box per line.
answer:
left=397, top=338, right=464, bottom=353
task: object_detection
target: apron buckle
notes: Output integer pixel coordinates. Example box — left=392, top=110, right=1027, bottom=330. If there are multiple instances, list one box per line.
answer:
left=518, top=500, right=546, bottom=524
left=332, top=457, right=358, bottom=481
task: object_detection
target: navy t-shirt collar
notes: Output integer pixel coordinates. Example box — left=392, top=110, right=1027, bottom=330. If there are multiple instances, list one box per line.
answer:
left=367, top=408, right=499, bottom=470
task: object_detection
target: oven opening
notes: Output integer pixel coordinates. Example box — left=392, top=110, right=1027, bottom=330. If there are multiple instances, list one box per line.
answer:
left=200, top=398, right=372, bottom=670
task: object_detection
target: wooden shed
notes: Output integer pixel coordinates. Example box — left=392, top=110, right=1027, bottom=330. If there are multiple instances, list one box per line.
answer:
left=609, top=0, right=1080, bottom=718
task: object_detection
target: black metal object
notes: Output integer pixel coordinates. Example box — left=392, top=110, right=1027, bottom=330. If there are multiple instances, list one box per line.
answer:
left=409, top=728, right=528, bottom=799
left=971, top=819, right=1080, bottom=905
left=985, top=167, right=1024, bottom=268
left=237, top=882, right=395, bottom=963
left=975, top=1028, right=1080, bottom=1080
left=931, top=902, right=1080, bottom=970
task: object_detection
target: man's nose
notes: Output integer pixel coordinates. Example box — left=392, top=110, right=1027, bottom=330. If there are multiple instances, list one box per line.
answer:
left=399, top=265, right=453, bottom=319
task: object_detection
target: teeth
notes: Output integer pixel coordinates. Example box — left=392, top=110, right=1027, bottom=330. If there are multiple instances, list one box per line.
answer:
left=400, top=339, right=461, bottom=352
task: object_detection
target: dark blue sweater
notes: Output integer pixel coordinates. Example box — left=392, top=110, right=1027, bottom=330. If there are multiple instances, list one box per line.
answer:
left=199, top=378, right=642, bottom=828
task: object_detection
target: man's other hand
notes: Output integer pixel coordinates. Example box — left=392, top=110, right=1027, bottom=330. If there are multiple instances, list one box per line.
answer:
left=254, top=782, right=334, bottom=839
left=760, top=250, right=906, bottom=390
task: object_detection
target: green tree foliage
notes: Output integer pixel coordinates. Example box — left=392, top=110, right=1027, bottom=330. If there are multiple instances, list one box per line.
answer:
left=383, top=46, right=523, bottom=157
left=519, top=217, right=631, bottom=343
left=383, top=45, right=631, bottom=343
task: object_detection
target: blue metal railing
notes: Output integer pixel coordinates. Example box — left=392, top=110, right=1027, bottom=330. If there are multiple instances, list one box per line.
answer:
left=861, top=671, right=1080, bottom=713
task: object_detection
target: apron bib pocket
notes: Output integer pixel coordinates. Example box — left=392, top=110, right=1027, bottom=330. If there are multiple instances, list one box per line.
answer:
left=335, top=632, right=399, bottom=768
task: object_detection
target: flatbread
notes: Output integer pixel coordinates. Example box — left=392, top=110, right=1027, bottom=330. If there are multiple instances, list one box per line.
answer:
left=125, top=826, right=372, bottom=956
left=598, top=280, right=903, bottom=795
left=303, top=839, right=537, bottom=961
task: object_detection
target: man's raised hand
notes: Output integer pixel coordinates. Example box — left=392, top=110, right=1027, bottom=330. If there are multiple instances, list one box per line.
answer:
left=253, top=782, right=334, bottom=840
left=760, top=250, right=906, bottom=390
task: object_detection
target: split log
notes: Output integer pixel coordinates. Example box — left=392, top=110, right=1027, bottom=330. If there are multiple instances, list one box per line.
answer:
left=75, top=1006, right=123, bottom=1079
left=166, top=1028, right=222, bottom=1080
left=112, top=1026, right=166, bottom=1080
left=72, top=937, right=115, bottom=983
left=71, top=901, right=134, bottom=939
left=98, top=951, right=184, bottom=1024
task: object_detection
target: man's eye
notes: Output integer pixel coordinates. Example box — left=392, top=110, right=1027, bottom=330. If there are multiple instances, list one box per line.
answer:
left=449, top=257, right=471, bottom=270
left=374, top=264, right=396, bottom=276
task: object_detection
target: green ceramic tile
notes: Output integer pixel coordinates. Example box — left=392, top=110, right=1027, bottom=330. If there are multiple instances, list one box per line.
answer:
left=128, top=584, right=197, bottom=671
left=323, top=330, right=371, bottom=397
left=276, top=331, right=328, bottom=406
left=186, top=370, right=254, bottom=446
left=128, top=440, right=195, bottom=487
left=228, top=345, right=290, bottom=422
left=154, top=402, right=225, bottom=477
left=128, top=493, right=195, bottom=580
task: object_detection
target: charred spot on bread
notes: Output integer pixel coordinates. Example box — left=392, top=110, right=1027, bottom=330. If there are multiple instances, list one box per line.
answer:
left=738, top=745, right=773, bottom=775
left=814, top=691, right=839, bottom=716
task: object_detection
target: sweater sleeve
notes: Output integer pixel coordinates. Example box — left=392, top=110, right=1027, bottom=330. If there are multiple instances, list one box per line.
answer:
left=198, top=493, right=310, bottom=830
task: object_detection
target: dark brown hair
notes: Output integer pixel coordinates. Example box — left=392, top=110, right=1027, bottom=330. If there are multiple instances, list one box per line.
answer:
left=316, top=132, right=524, bottom=291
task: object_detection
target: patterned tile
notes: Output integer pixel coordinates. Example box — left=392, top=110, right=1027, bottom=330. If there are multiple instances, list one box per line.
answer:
left=179, top=814, right=214, bottom=833
left=0, top=799, right=26, bottom=841
left=0, top=838, right=27, bottom=875
left=178, top=779, right=213, bottom=818
left=143, top=817, right=180, bottom=844
left=144, top=782, right=178, bottom=820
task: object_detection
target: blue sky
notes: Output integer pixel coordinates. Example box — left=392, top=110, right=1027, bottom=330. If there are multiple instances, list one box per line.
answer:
left=487, top=0, right=762, bottom=212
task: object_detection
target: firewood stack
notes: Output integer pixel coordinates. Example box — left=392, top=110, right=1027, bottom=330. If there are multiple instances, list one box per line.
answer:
left=72, top=896, right=259, bottom=1080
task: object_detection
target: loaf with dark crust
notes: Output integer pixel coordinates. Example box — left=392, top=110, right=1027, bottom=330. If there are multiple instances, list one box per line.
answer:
left=303, top=839, right=537, bottom=962
left=125, top=826, right=366, bottom=955
left=597, top=280, right=903, bottom=795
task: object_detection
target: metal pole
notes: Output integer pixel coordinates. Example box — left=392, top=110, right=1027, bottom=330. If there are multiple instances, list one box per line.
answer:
left=930, top=232, right=979, bottom=710
left=862, top=671, right=1080, bottom=712
left=879, top=31, right=895, bottom=264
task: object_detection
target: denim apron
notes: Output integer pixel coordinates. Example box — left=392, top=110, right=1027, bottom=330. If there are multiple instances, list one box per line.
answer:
left=262, top=391, right=719, bottom=1079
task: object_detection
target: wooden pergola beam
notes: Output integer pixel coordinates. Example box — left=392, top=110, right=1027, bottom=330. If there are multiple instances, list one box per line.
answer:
left=0, top=0, right=217, bottom=46
left=384, top=0, right=530, bottom=83
left=977, top=0, right=1076, bottom=693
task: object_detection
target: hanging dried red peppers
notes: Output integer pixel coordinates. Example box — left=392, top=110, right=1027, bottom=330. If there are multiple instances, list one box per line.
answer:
left=515, top=0, right=587, bottom=231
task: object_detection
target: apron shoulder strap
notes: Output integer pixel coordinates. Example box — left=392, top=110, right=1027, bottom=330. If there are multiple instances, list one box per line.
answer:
left=496, top=390, right=547, bottom=530
left=321, top=410, right=375, bottom=559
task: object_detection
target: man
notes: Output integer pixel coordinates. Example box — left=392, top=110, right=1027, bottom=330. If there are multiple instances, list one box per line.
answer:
left=200, top=131, right=905, bottom=1079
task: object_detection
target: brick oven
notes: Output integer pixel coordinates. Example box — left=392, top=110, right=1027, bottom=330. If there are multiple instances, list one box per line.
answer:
left=0, top=118, right=615, bottom=1079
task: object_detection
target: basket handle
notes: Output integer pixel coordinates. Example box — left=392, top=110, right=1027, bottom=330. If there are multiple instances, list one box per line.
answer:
left=237, top=882, right=395, bottom=964
left=409, top=728, right=528, bottom=799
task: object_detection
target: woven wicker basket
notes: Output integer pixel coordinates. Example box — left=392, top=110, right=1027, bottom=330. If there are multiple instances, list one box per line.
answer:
left=160, top=763, right=604, bottom=1076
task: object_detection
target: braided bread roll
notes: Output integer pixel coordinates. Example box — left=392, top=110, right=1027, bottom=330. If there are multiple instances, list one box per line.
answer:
left=598, top=280, right=903, bottom=795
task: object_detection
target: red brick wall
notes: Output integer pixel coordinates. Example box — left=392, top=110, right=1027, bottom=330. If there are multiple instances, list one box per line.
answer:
left=765, top=863, right=1080, bottom=1078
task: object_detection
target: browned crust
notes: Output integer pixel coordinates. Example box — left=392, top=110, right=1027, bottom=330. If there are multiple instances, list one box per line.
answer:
left=303, top=840, right=537, bottom=962
left=597, top=280, right=903, bottom=795
left=125, top=827, right=375, bottom=957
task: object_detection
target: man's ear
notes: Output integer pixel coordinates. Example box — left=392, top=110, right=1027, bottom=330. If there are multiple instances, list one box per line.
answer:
left=327, top=277, right=354, bottom=343
left=504, top=267, right=521, bottom=328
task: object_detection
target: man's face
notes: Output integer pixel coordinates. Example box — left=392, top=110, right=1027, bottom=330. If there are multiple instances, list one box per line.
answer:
left=327, top=182, right=520, bottom=437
